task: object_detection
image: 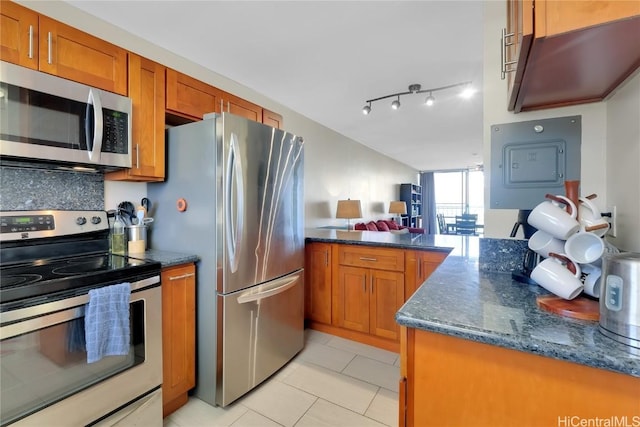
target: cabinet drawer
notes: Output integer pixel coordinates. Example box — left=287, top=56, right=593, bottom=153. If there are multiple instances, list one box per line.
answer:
left=339, top=246, right=404, bottom=272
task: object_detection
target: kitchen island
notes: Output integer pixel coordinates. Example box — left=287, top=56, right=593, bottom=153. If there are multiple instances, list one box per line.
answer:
left=392, top=236, right=639, bottom=427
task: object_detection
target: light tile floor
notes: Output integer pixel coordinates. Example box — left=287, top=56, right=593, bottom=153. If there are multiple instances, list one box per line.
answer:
left=163, top=329, right=399, bottom=427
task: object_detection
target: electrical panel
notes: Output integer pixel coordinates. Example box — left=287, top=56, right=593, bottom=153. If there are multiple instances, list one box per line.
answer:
left=490, top=116, right=581, bottom=209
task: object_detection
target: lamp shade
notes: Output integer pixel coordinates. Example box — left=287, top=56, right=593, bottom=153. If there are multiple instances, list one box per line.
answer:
left=388, top=201, right=407, bottom=215
left=336, top=199, right=362, bottom=219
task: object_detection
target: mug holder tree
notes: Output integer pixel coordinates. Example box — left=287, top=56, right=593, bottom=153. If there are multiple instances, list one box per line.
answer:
left=534, top=180, right=600, bottom=321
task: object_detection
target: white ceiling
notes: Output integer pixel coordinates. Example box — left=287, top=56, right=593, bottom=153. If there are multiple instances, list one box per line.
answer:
left=66, top=0, right=485, bottom=172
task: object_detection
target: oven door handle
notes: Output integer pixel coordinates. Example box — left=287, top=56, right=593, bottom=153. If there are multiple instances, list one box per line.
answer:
left=0, top=275, right=160, bottom=330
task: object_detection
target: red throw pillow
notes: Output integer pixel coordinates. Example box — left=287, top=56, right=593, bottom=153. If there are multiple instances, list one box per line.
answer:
left=384, top=220, right=400, bottom=230
left=366, top=221, right=378, bottom=231
left=354, top=222, right=367, bottom=231
left=376, top=220, right=390, bottom=231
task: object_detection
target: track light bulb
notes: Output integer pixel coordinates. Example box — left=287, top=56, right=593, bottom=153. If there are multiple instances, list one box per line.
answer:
left=460, top=87, right=475, bottom=99
left=391, top=97, right=400, bottom=110
left=425, top=94, right=435, bottom=106
left=362, top=104, right=371, bottom=115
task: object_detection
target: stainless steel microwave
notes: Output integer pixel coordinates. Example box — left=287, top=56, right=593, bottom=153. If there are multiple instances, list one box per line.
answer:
left=0, top=61, right=132, bottom=171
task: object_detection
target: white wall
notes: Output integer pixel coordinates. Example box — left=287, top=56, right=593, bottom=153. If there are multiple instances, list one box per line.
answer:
left=606, top=74, right=640, bottom=252
left=482, top=1, right=640, bottom=250
left=21, top=1, right=417, bottom=229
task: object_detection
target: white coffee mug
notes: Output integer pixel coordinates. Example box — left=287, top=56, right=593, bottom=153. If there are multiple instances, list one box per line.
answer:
left=581, top=264, right=602, bottom=298
left=528, top=230, right=565, bottom=258
left=564, top=231, right=605, bottom=264
left=578, top=197, right=609, bottom=237
left=528, top=194, right=580, bottom=240
left=531, top=253, right=583, bottom=300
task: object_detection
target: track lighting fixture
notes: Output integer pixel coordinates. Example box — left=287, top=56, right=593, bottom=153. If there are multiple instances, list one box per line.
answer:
left=362, top=81, right=473, bottom=114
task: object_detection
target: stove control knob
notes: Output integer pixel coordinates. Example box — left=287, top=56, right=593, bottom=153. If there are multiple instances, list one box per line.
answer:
left=76, top=216, right=87, bottom=225
left=91, top=216, right=102, bottom=225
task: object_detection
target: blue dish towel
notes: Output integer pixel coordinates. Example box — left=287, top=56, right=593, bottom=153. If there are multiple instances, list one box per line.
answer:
left=84, top=282, right=131, bottom=363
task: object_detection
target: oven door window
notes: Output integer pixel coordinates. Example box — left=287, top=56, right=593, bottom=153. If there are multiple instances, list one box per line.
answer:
left=0, top=82, right=88, bottom=150
left=0, top=301, right=145, bottom=425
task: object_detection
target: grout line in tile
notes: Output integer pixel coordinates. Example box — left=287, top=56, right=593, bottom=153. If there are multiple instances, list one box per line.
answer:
left=291, top=396, right=319, bottom=426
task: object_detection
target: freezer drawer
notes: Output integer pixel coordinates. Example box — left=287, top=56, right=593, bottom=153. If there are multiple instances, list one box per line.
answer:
left=216, top=270, right=304, bottom=407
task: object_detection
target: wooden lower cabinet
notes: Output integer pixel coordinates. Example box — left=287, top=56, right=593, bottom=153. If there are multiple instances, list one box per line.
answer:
left=405, top=250, right=448, bottom=298
left=304, top=242, right=332, bottom=324
left=399, top=327, right=640, bottom=427
left=305, top=242, right=447, bottom=350
left=161, top=263, right=196, bottom=417
left=333, top=265, right=404, bottom=341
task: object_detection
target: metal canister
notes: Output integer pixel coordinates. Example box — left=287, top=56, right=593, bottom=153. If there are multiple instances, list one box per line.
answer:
left=599, top=252, right=640, bottom=349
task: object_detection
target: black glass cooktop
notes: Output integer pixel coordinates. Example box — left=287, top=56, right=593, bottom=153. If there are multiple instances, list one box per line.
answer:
left=0, top=253, right=160, bottom=308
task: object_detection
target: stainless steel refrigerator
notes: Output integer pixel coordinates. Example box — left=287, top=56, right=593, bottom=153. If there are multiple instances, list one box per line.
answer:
left=148, top=113, right=304, bottom=407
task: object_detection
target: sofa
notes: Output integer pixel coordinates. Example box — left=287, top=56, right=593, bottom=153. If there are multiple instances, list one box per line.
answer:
left=354, top=219, right=425, bottom=234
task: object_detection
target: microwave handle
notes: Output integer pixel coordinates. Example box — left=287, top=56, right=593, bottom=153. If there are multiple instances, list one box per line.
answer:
left=85, top=89, right=104, bottom=162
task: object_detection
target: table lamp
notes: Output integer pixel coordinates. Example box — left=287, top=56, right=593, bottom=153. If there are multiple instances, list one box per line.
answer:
left=336, top=199, right=362, bottom=230
left=389, top=201, right=407, bottom=225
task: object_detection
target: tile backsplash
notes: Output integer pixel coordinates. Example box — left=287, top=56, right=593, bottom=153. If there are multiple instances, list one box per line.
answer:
left=0, top=166, right=104, bottom=211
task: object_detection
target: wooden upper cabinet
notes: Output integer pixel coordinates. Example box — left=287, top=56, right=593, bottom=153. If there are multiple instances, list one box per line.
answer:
left=1, top=2, right=127, bottom=94
left=39, top=16, right=127, bottom=95
left=165, top=68, right=278, bottom=127
left=106, top=54, right=165, bottom=182
left=0, top=0, right=39, bottom=69
left=263, top=109, right=284, bottom=129
left=505, top=0, right=640, bottom=112
left=166, top=68, right=222, bottom=121
left=220, top=91, right=262, bottom=123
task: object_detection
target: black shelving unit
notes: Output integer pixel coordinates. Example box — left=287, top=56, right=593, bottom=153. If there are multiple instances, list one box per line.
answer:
left=400, top=183, right=422, bottom=228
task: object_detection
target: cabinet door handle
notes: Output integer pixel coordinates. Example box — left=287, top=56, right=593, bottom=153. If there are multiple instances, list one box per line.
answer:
left=418, top=259, right=422, bottom=278
left=370, top=275, right=374, bottom=293
left=359, top=257, right=377, bottom=262
left=136, top=143, right=140, bottom=168
left=324, top=250, right=328, bottom=267
left=169, top=272, right=195, bottom=281
left=47, top=31, right=53, bottom=64
left=28, top=25, right=34, bottom=59
left=500, top=28, right=516, bottom=80
left=363, top=274, right=366, bottom=293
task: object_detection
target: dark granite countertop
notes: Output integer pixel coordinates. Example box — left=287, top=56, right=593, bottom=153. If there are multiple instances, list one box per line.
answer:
left=305, top=229, right=639, bottom=378
left=396, top=238, right=640, bottom=378
left=305, top=228, right=457, bottom=252
left=128, top=249, right=199, bottom=268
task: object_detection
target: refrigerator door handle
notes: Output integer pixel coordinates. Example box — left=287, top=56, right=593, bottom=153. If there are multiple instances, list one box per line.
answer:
left=236, top=274, right=300, bottom=304
left=225, top=133, right=245, bottom=273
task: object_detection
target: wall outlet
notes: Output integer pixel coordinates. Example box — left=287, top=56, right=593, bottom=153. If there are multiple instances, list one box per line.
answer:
left=606, top=205, right=617, bottom=237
